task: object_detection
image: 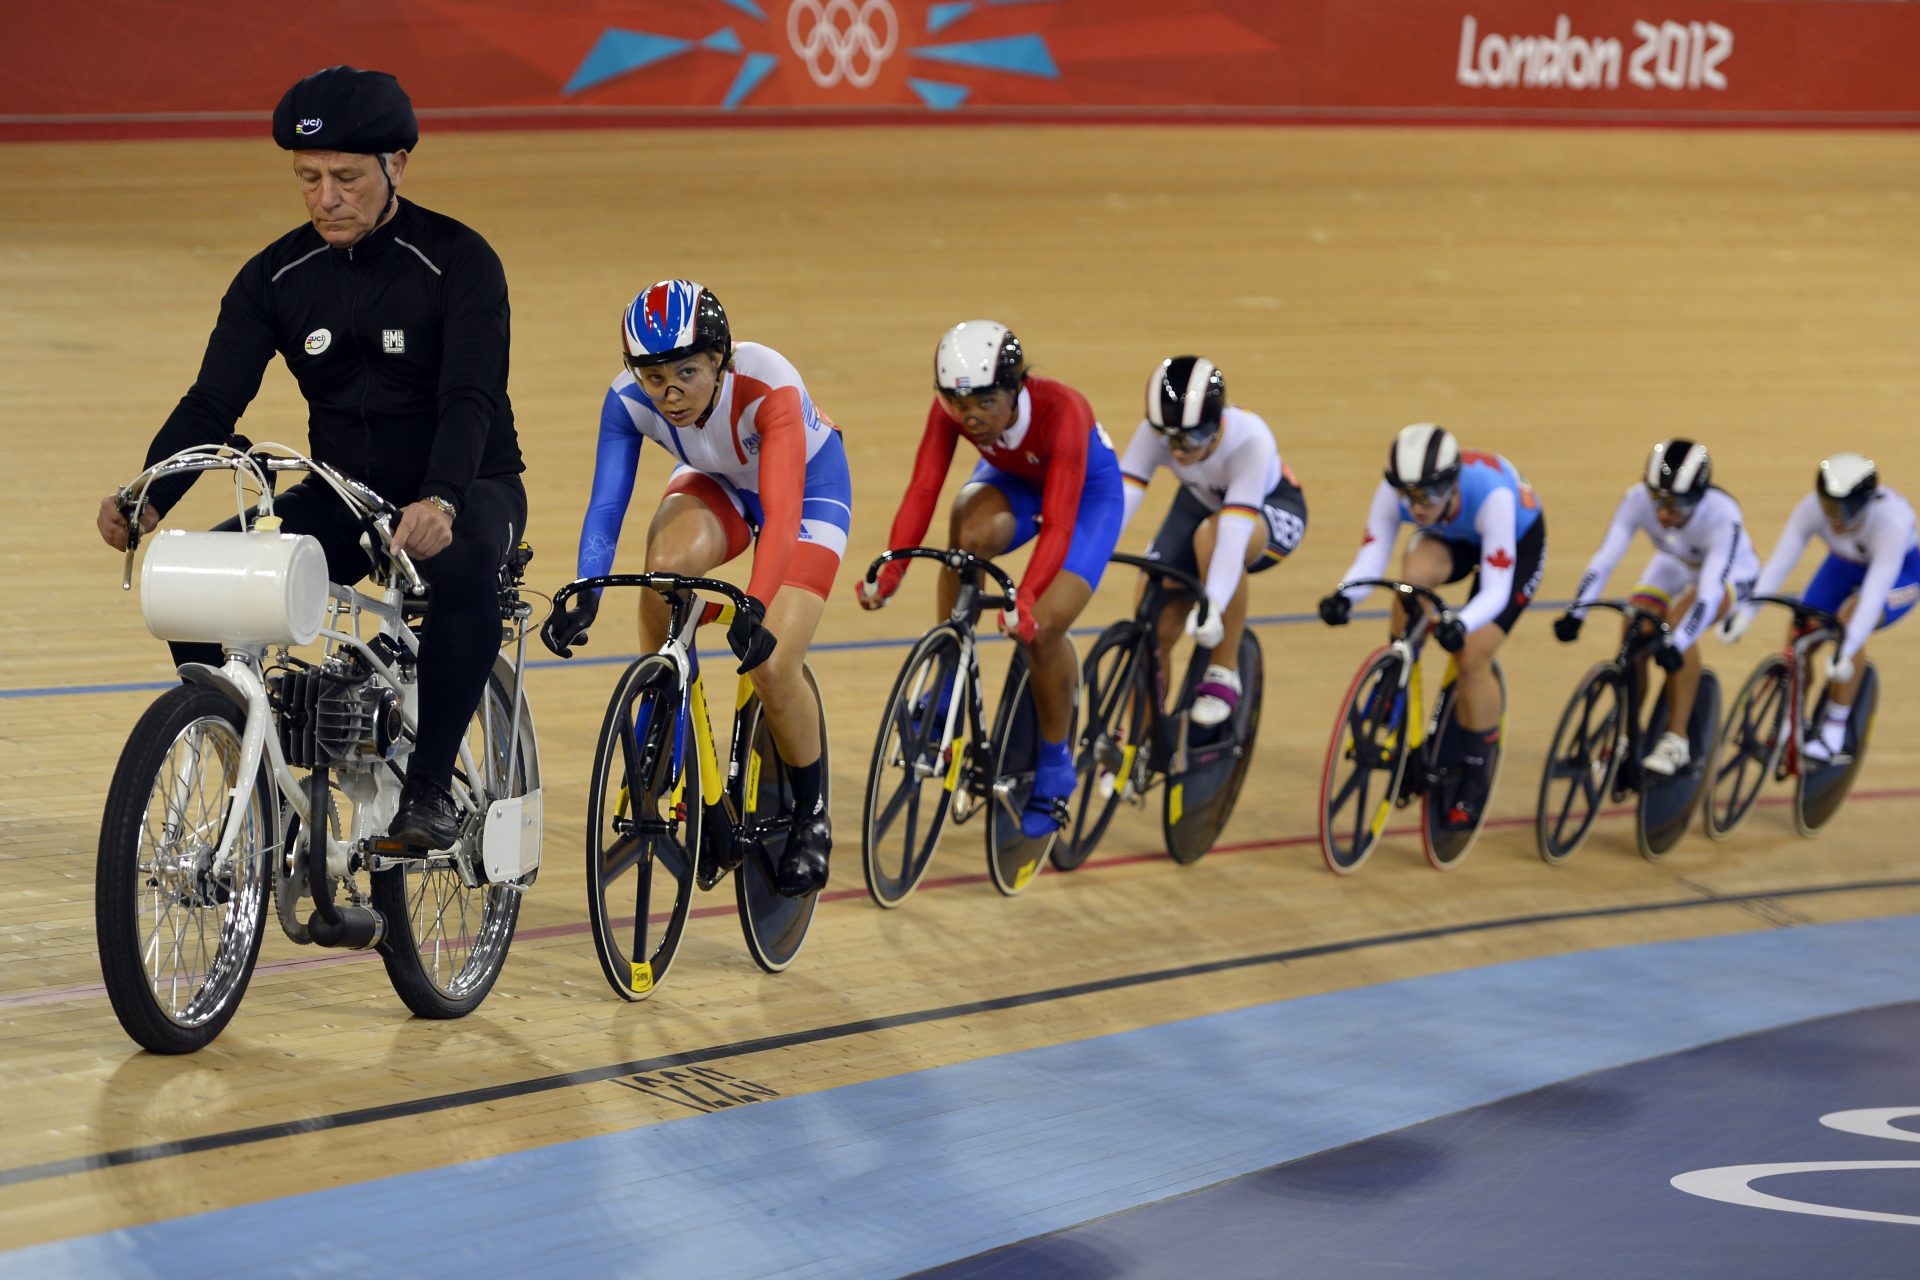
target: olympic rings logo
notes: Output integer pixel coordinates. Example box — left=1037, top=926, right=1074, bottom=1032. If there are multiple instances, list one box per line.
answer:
left=787, top=0, right=898, bottom=90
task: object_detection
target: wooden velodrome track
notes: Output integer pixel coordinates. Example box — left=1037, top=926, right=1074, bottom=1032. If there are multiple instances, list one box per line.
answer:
left=2, top=124, right=1918, bottom=1260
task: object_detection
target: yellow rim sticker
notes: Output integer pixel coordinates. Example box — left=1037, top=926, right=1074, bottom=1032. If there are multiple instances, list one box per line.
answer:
left=945, top=734, right=967, bottom=792
left=1168, top=783, right=1183, bottom=826
left=1014, top=858, right=1037, bottom=890
left=1118, top=743, right=1138, bottom=797
left=630, top=961, right=654, bottom=994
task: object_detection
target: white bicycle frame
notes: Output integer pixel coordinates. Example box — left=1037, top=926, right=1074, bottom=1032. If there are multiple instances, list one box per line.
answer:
left=120, top=443, right=538, bottom=904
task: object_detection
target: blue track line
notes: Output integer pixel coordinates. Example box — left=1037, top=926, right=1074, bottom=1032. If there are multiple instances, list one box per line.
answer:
left=0, top=597, right=1599, bottom=702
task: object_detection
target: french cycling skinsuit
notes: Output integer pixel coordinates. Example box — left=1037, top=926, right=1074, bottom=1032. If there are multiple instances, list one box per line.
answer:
left=876, top=376, right=1123, bottom=637
left=1749, top=487, right=1920, bottom=664
left=1118, top=406, right=1307, bottom=618
left=1569, top=485, right=1759, bottom=654
left=577, top=341, right=851, bottom=601
left=1336, top=450, right=1546, bottom=634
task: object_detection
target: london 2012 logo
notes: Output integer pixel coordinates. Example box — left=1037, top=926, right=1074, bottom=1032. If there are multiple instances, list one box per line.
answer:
left=787, top=0, right=898, bottom=89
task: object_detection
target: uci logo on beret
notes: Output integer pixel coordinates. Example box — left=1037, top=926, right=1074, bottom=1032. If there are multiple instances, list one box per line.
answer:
left=294, top=117, right=323, bottom=136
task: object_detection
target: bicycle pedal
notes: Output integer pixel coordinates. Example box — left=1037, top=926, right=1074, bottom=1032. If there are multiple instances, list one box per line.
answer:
left=369, top=836, right=419, bottom=854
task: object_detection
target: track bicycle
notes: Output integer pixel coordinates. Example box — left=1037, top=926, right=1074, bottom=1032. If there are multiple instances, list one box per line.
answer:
left=97, top=441, right=540, bottom=1054
left=1317, top=579, right=1507, bottom=874
left=858, top=548, right=1069, bottom=907
left=1535, top=600, right=1722, bottom=864
left=551, top=573, right=823, bottom=1001
left=1704, top=594, right=1879, bottom=839
left=1056, top=552, right=1263, bottom=870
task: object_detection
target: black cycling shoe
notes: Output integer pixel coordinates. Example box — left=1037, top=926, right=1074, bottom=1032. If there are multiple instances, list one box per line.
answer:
left=775, top=814, right=832, bottom=898
left=388, top=777, right=461, bottom=850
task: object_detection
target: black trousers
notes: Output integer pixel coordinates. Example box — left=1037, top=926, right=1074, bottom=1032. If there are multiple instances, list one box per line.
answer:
left=169, top=476, right=528, bottom=790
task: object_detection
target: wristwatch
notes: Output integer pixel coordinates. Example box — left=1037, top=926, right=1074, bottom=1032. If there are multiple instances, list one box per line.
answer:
left=422, top=496, right=458, bottom=520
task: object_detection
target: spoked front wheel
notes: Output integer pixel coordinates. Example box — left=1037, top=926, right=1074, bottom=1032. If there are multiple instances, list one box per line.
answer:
left=862, top=626, right=964, bottom=908
left=373, top=655, right=535, bottom=1018
left=585, top=656, right=699, bottom=1001
left=733, top=665, right=826, bottom=972
left=1318, top=648, right=1412, bottom=875
left=1704, top=654, right=1790, bottom=840
left=1058, top=621, right=1148, bottom=872
left=1535, top=663, right=1625, bottom=865
left=96, top=684, right=275, bottom=1054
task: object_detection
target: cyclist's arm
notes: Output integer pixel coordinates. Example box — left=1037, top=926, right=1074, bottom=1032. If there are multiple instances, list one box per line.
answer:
left=1751, top=493, right=1821, bottom=602
left=874, top=403, right=960, bottom=595
left=1457, top=486, right=1518, bottom=634
left=1200, top=431, right=1276, bottom=613
left=1569, top=489, right=1638, bottom=616
left=142, top=258, right=279, bottom=517
left=1334, top=482, right=1403, bottom=603
left=422, top=231, right=511, bottom=512
left=742, top=385, right=807, bottom=604
left=1117, top=420, right=1166, bottom=533
left=1672, top=517, right=1739, bottom=653
left=575, top=384, right=645, bottom=582
left=1022, top=405, right=1093, bottom=608
left=1839, top=501, right=1918, bottom=662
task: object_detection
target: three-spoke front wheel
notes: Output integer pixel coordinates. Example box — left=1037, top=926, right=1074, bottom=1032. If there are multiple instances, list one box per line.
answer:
left=1535, top=664, right=1625, bottom=865
left=1704, top=654, right=1790, bottom=840
left=1318, top=648, right=1411, bottom=875
left=862, top=627, right=964, bottom=908
left=585, top=656, right=698, bottom=1000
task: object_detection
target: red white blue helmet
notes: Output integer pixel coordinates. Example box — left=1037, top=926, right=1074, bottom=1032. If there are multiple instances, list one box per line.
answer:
left=623, top=280, right=731, bottom=371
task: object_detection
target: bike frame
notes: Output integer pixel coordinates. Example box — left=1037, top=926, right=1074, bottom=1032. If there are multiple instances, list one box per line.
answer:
left=1099, top=553, right=1221, bottom=798
left=1748, top=593, right=1845, bottom=780
left=119, top=444, right=534, bottom=901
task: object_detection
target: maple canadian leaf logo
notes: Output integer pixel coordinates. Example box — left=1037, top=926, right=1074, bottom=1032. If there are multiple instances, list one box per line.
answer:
left=1487, top=547, right=1514, bottom=569
left=1361, top=530, right=1376, bottom=545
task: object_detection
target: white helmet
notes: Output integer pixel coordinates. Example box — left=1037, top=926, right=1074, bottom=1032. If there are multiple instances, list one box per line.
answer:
left=1385, top=423, right=1460, bottom=502
left=1817, top=452, right=1878, bottom=528
left=934, top=320, right=1025, bottom=396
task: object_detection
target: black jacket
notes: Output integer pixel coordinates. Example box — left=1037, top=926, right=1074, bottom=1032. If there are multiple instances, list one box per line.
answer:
left=145, top=197, right=523, bottom=515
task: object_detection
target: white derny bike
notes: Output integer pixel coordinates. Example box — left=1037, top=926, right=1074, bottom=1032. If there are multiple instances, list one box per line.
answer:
left=96, top=440, right=541, bottom=1054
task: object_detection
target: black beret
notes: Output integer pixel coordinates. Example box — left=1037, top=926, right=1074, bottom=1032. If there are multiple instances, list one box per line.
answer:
left=272, top=66, right=418, bottom=153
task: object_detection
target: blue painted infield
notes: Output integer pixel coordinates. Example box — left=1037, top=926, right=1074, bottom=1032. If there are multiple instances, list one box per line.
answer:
left=5, top=914, right=1918, bottom=1279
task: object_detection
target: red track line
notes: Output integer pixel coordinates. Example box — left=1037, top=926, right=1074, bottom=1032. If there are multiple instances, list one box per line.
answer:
left=14, top=786, right=1918, bottom=1012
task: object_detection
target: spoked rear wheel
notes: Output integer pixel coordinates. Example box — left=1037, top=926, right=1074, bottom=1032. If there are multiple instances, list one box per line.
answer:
left=1058, top=621, right=1148, bottom=872
left=1164, top=630, right=1264, bottom=865
left=734, top=665, right=826, bottom=972
left=1422, top=662, right=1506, bottom=871
left=1535, top=663, right=1625, bottom=865
left=96, top=685, right=275, bottom=1054
left=373, top=656, right=535, bottom=1017
left=1318, top=648, right=1411, bottom=875
left=1704, top=654, right=1790, bottom=840
left=862, top=626, right=964, bottom=908
left=584, top=656, right=698, bottom=1001
left=985, top=651, right=1066, bottom=896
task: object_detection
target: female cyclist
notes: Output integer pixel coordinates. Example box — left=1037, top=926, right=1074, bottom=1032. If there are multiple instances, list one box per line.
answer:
left=1116, top=355, right=1307, bottom=726
left=542, top=279, right=851, bottom=897
left=1319, top=423, right=1546, bottom=829
left=856, top=320, right=1123, bottom=837
left=1554, top=438, right=1758, bottom=776
left=1727, top=451, right=1918, bottom=762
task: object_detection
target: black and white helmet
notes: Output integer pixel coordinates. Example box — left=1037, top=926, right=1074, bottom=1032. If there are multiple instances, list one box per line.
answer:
left=1645, top=438, right=1712, bottom=512
left=1817, top=452, right=1877, bottom=528
left=1385, top=423, right=1460, bottom=503
left=934, top=320, right=1025, bottom=397
left=1145, top=356, right=1226, bottom=448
